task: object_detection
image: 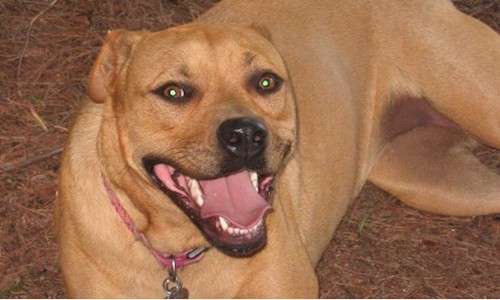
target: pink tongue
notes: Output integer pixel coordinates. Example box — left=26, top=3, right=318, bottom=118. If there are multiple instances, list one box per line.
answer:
left=199, top=170, right=271, bottom=228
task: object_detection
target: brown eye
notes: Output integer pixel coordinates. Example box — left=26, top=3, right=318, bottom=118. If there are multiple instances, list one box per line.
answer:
left=258, top=74, right=277, bottom=90
left=153, top=82, right=194, bottom=103
left=255, top=72, right=282, bottom=95
left=163, top=84, right=185, bottom=99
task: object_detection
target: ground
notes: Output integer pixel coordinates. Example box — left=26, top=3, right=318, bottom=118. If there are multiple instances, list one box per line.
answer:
left=0, top=0, right=499, bottom=298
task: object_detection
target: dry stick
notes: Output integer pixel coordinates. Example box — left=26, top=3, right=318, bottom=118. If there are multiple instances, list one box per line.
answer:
left=1, top=147, right=63, bottom=172
left=16, top=0, right=59, bottom=97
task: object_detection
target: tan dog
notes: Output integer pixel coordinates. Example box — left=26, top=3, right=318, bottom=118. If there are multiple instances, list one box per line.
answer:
left=55, top=0, right=500, bottom=298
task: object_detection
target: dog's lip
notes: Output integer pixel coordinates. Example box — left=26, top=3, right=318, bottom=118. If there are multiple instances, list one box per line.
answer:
left=143, top=159, right=275, bottom=256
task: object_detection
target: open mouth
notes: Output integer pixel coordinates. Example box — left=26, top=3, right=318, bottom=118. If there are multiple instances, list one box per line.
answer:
left=144, top=159, right=275, bottom=256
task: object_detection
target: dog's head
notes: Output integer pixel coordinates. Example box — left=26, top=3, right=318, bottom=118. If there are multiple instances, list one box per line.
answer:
left=89, top=24, right=296, bottom=256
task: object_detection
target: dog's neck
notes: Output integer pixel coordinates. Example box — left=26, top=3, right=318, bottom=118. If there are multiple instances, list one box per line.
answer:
left=101, top=173, right=208, bottom=269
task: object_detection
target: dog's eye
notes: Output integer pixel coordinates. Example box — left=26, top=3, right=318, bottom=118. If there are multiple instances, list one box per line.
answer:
left=256, top=73, right=281, bottom=94
left=153, top=83, right=193, bottom=102
left=163, top=84, right=185, bottom=99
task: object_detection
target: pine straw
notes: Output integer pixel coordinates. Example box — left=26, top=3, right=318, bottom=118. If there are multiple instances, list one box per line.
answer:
left=0, top=0, right=498, bottom=298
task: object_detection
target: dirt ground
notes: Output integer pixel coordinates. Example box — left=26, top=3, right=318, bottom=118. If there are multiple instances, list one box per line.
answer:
left=0, top=0, right=499, bottom=298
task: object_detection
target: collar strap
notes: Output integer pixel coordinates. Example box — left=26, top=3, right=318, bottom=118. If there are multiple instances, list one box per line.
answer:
left=102, top=174, right=207, bottom=269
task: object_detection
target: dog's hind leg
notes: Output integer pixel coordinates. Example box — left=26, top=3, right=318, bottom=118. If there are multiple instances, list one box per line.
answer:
left=368, top=1, right=500, bottom=216
left=369, top=126, right=500, bottom=216
left=390, top=0, right=500, bottom=149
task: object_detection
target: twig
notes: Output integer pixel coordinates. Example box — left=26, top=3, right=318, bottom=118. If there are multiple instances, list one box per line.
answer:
left=30, top=106, right=49, bottom=132
left=16, top=0, right=59, bottom=96
left=1, top=147, right=63, bottom=172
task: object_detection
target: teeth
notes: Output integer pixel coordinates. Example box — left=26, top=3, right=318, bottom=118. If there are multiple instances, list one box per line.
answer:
left=194, top=195, right=204, bottom=207
left=189, top=179, right=204, bottom=207
left=250, top=172, right=258, bottom=192
left=219, top=217, right=229, bottom=231
left=218, top=218, right=263, bottom=236
left=188, top=178, right=201, bottom=196
left=188, top=175, right=264, bottom=235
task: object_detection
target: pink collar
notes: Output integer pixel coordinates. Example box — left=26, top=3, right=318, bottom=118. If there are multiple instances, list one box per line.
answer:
left=102, top=174, right=207, bottom=269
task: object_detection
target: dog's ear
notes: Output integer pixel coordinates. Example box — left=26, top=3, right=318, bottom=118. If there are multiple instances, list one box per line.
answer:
left=88, top=30, right=146, bottom=103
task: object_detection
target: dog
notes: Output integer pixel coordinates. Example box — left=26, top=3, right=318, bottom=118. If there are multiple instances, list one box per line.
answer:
left=55, top=0, right=500, bottom=297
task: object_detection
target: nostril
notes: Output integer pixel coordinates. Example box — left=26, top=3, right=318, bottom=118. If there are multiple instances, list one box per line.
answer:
left=253, top=129, right=267, bottom=143
left=228, top=130, right=242, bottom=144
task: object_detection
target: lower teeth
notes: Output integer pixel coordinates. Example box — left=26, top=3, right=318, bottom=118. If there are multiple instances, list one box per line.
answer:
left=218, top=217, right=262, bottom=236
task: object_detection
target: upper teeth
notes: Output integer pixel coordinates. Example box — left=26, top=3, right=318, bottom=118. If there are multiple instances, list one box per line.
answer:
left=188, top=178, right=204, bottom=207
left=250, top=172, right=258, bottom=192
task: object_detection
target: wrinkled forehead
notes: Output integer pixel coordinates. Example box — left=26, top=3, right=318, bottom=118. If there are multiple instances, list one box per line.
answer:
left=128, top=24, right=287, bottom=79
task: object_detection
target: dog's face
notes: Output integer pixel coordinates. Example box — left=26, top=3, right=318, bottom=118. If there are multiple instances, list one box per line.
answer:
left=89, top=24, right=297, bottom=256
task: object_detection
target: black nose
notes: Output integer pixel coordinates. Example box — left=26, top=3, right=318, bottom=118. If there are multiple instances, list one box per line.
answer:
left=217, top=117, right=268, bottom=158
